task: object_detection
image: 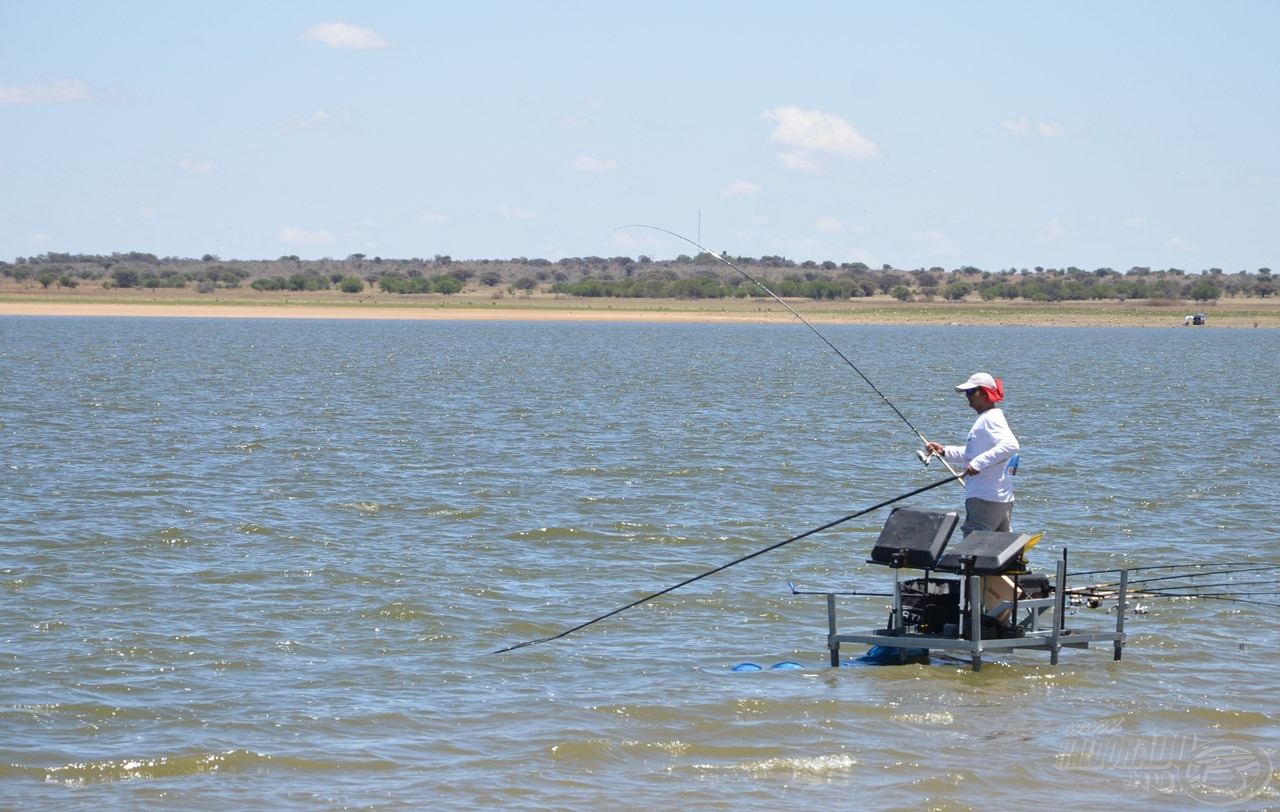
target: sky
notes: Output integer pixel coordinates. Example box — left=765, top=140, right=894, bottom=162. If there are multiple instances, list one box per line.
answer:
left=2, top=1, right=1277, bottom=272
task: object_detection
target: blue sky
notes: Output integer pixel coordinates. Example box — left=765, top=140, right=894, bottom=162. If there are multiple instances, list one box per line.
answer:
left=2, top=1, right=1276, bottom=271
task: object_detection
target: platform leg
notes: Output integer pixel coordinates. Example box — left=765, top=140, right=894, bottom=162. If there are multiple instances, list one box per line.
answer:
left=827, top=593, right=840, bottom=667
left=1050, top=557, right=1067, bottom=665
left=968, top=574, right=983, bottom=671
left=1114, top=569, right=1128, bottom=662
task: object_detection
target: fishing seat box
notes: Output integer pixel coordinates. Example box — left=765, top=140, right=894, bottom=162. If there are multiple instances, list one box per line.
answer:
left=900, top=577, right=960, bottom=633
left=868, top=508, right=959, bottom=569
left=936, top=530, right=1038, bottom=574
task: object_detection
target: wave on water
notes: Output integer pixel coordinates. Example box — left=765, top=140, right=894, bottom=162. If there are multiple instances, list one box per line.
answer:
left=691, top=752, right=859, bottom=779
left=3, top=320, right=1279, bottom=811
left=20, top=749, right=405, bottom=786
left=31, top=750, right=271, bottom=785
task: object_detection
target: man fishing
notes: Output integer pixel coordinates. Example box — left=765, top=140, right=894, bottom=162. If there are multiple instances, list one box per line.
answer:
left=924, top=372, right=1020, bottom=537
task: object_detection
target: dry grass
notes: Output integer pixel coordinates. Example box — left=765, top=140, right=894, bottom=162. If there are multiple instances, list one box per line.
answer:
left=1, top=278, right=1276, bottom=327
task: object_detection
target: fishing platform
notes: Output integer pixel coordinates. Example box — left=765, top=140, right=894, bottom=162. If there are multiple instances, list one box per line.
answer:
left=808, top=507, right=1130, bottom=671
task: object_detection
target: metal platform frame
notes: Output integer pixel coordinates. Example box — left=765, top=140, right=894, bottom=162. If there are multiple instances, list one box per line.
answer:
left=825, top=557, right=1129, bottom=671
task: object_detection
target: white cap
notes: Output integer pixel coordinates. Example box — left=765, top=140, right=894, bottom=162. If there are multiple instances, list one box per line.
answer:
left=955, top=372, right=996, bottom=392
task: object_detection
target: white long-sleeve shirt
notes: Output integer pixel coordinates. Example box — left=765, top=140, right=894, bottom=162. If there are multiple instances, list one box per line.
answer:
left=940, top=407, right=1020, bottom=503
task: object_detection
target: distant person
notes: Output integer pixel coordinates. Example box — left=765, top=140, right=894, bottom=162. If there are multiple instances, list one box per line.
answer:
left=924, top=372, right=1021, bottom=537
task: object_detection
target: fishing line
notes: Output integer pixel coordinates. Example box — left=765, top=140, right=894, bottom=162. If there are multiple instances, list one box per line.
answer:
left=613, top=224, right=956, bottom=474
left=494, top=473, right=959, bottom=654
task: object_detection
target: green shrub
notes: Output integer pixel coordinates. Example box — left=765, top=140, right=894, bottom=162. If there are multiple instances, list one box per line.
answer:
left=252, top=276, right=287, bottom=291
left=431, top=276, right=463, bottom=294
left=1188, top=283, right=1222, bottom=301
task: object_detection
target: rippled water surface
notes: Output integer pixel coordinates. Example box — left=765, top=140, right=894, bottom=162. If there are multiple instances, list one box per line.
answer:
left=2, top=317, right=1277, bottom=810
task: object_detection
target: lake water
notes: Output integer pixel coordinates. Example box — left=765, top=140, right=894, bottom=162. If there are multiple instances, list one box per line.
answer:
left=1, top=317, right=1277, bottom=810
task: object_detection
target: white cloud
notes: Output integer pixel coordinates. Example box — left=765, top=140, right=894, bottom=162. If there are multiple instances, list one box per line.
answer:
left=568, top=154, right=618, bottom=172
left=418, top=210, right=449, bottom=224
left=0, top=78, right=93, bottom=104
left=847, top=248, right=878, bottom=266
left=1122, top=216, right=1145, bottom=229
left=1004, top=116, right=1067, bottom=138
left=557, top=98, right=607, bottom=128
left=1037, top=218, right=1068, bottom=241
left=498, top=204, right=536, bottom=220
left=763, top=106, right=878, bottom=160
left=179, top=158, right=219, bottom=175
left=300, top=22, right=389, bottom=50
left=1003, top=117, right=1031, bottom=136
left=910, top=230, right=947, bottom=244
left=777, top=150, right=819, bottom=171
left=908, top=230, right=960, bottom=255
left=815, top=216, right=843, bottom=233
left=1166, top=235, right=1192, bottom=252
left=140, top=207, right=158, bottom=219
left=280, top=108, right=350, bottom=133
left=278, top=227, right=337, bottom=245
left=610, top=232, right=641, bottom=250
left=1250, top=172, right=1280, bottom=186
left=722, top=180, right=760, bottom=198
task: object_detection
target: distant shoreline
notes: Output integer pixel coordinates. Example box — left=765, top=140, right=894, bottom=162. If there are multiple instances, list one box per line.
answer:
left=0, top=288, right=1276, bottom=328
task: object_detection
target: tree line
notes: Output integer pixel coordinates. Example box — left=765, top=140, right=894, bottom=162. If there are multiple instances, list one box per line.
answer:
left=3, top=251, right=1274, bottom=302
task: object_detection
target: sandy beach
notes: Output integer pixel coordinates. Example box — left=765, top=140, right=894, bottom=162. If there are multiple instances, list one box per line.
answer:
left=1, top=285, right=1277, bottom=328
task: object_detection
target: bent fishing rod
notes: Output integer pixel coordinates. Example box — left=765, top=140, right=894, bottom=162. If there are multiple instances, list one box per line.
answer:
left=494, top=473, right=959, bottom=653
left=614, top=224, right=959, bottom=477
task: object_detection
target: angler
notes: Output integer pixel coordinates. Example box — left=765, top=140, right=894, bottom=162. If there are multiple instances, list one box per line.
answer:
left=924, top=372, right=1021, bottom=537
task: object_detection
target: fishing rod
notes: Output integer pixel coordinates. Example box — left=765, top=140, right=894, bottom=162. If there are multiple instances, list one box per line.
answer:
left=1123, top=577, right=1280, bottom=593
left=1132, top=591, right=1280, bottom=608
left=1177, top=595, right=1280, bottom=609
left=614, top=224, right=960, bottom=477
left=1069, top=564, right=1280, bottom=591
left=1074, top=591, right=1280, bottom=610
left=494, top=473, right=960, bottom=654
left=1072, top=585, right=1280, bottom=604
left=1069, top=562, right=1280, bottom=580
left=1065, top=564, right=1280, bottom=610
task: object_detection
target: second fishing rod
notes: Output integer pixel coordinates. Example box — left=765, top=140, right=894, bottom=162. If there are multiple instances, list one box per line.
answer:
left=618, top=225, right=960, bottom=478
